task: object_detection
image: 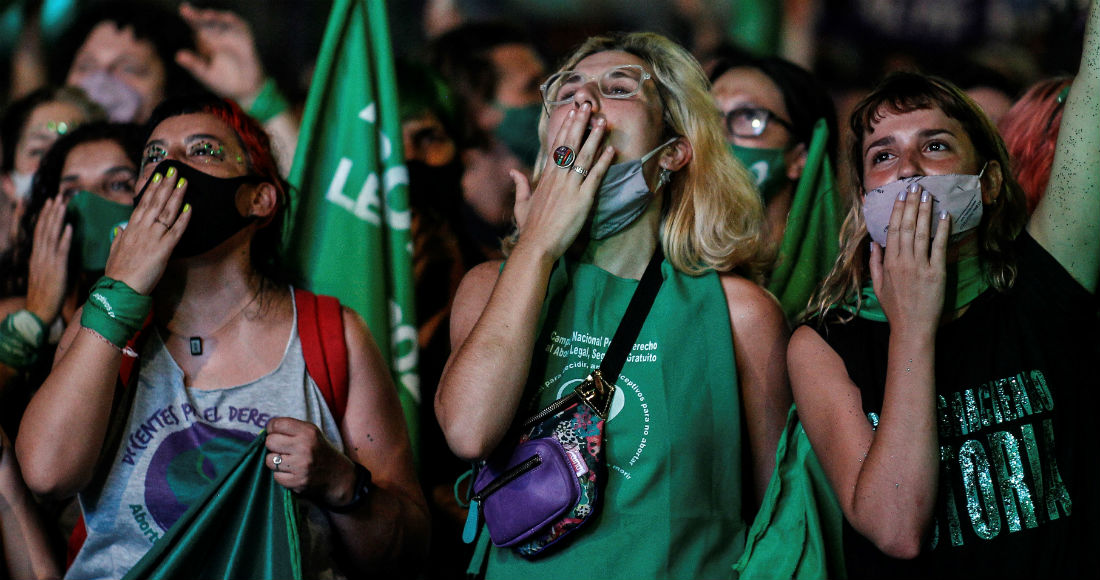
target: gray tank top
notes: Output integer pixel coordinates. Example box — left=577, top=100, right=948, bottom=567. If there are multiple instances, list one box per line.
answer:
left=67, top=293, right=346, bottom=580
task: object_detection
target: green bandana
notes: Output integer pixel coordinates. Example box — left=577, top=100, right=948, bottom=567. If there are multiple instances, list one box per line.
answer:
left=846, top=254, right=989, bottom=322
left=69, top=190, right=132, bottom=271
left=730, top=144, right=790, bottom=204
left=0, top=309, right=47, bottom=369
left=493, top=102, right=542, bottom=167
left=81, top=276, right=152, bottom=349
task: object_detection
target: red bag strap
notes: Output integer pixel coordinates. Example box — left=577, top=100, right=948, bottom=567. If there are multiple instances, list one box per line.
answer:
left=293, top=288, right=349, bottom=423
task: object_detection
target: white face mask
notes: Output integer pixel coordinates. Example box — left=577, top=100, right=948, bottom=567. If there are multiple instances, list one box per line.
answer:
left=75, top=70, right=144, bottom=123
left=590, top=137, right=677, bottom=240
left=9, top=171, right=34, bottom=201
left=862, top=165, right=986, bottom=247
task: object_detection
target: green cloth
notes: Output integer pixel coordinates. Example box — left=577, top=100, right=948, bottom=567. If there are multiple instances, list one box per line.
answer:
left=0, top=309, right=46, bottom=368
left=122, top=432, right=302, bottom=580
left=766, top=119, right=844, bottom=321
left=81, top=276, right=152, bottom=348
left=484, top=258, right=746, bottom=580
left=732, top=405, right=846, bottom=579
left=286, top=0, right=420, bottom=462
left=846, top=254, right=988, bottom=322
left=728, top=0, right=782, bottom=55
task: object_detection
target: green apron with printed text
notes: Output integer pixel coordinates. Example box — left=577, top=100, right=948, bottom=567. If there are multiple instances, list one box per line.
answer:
left=485, top=258, right=747, bottom=580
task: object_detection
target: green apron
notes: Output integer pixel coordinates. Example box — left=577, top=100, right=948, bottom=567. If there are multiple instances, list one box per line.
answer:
left=485, top=258, right=747, bottom=580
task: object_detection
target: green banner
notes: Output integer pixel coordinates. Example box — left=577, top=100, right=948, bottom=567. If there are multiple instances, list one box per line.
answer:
left=286, top=0, right=419, bottom=460
left=122, top=434, right=302, bottom=580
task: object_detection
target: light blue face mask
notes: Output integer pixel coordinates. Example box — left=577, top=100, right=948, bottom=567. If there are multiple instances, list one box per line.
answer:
left=590, top=137, right=678, bottom=240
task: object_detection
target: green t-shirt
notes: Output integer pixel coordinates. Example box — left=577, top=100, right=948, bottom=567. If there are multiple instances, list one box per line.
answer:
left=486, top=258, right=747, bottom=580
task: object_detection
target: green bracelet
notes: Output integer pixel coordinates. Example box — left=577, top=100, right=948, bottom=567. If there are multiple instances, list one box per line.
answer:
left=81, top=277, right=152, bottom=349
left=247, top=78, right=290, bottom=123
left=0, top=309, right=47, bottom=368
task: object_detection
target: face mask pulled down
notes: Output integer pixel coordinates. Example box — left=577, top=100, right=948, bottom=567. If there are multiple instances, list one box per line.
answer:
left=862, top=166, right=986, bottom=247
left=134, top=160, right=263, bottom=258
left=590, top=137, right=676, bottom=240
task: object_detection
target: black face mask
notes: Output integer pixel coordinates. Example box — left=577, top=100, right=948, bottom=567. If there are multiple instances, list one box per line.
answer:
left=134, top=159, right=263, bottom=258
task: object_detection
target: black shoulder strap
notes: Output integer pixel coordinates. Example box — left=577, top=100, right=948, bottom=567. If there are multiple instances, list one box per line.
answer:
left=598, top=247, right=665, bottom=384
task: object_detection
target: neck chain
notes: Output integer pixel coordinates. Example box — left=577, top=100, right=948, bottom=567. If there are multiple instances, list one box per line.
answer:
left=166, top=291, right=258, bottom=356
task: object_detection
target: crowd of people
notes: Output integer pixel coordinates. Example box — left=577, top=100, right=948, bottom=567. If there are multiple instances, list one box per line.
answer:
left=1, top=0, right=1097, bottom=579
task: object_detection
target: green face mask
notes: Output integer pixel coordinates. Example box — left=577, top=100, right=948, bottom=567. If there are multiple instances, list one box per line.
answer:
left=730, top=144, right=790, bottom=204
left=494, top=102, right=542, bottom=167
left=68, top=190, right=132, bottom=271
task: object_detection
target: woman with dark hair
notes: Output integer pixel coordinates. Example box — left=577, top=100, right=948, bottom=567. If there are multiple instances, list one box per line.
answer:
left=788, top=2, right=1100, bottom=576
left=710, top=56, right=843, bottom=319
left=16, top=95, right=429, bottom=578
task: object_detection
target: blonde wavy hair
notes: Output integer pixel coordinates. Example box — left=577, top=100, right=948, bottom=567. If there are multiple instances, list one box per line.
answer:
left=806, top=72, right=1028, bottom=322
left=505, top=32, right=769, bottom=278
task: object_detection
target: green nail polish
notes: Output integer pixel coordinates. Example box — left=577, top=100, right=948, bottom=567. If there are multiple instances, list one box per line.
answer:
left=152, top=173, right=162, bottom=183
left=176, top=177, right=187, bottom=189
left=166, top=167, right=177, bottom=178
left=183, top=203, right=192, bottom=213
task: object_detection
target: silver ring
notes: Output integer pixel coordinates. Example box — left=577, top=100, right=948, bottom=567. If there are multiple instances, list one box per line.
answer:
left=572, top=165, right=589, bottom=177
left=272, top=454, right=283, bottom=471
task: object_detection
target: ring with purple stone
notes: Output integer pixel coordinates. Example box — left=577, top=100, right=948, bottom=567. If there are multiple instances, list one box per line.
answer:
left=553, top=145, right=576, bottom=168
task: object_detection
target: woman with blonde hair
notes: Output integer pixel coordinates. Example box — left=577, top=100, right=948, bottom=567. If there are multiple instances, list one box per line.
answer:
left=437, top=32, right=789, bottom=579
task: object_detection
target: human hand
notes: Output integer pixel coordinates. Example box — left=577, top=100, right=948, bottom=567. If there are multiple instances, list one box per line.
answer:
left=25, top=196, right=72, bottom=324
left=104, top=168, right=191, bottom=295
left=868, top=182, right=950, bottom=335
left=264, top=417, right=357, bottom=508
left=512, top=103, right=614, bottom=260
left=175, top=2, right=266, bottom=106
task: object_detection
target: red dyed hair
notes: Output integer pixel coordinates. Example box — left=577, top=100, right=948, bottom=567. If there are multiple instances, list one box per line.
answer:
left=144, top=94, right=291, bottom=279
left=998, top=77, right=1072, bottom=215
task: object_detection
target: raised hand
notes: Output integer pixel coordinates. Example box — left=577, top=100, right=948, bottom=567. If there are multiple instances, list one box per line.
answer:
left=25, top=196, right=72, bottom=323
left=175, top=2, right=266, bottom=106
left=869, top=182, right=951, bottom=334
left=104, top=168, right=191, bottom=295
left=511, top=103, right=614, bottom=260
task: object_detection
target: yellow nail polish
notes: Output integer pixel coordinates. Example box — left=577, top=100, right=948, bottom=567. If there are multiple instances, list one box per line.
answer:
left=183, top=203, right=192, bottom=213
left=152, top=172, right=162, bottom=183
left=176, top=177, right=187, bottom=189
left=166, top=166, right=177, bottom=178
left=112, top=226, right=121, bottom=238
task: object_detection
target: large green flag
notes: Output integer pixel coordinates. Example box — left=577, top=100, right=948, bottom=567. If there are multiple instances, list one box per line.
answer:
left=286, top=0, right=419, bottom=459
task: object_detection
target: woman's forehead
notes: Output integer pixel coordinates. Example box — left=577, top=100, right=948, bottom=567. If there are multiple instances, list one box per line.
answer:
left=147, top=113, right=238, bottom=146
left=572, top=50, right=647, bottom=72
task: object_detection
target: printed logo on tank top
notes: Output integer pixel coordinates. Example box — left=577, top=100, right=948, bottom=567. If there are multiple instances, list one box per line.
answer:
left=540, top=329, right=661, bottom=480
left=931, top=369, right=1072, bottom=550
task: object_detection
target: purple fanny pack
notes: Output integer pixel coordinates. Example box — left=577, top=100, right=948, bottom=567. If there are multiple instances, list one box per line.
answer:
left=471, top=380, right=609, bottom=558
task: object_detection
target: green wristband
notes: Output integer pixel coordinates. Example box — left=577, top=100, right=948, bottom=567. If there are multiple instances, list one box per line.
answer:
left=247, top=78, right=290, bottom=123
left=0, top=309, right=47, bottom=368
left=81, top=277, right=152, bottom=349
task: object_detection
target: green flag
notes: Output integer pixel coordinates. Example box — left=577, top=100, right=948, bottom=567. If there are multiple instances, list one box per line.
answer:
left=286, top=0, right=419, bottom=460
left=766, top=119, right=844, bottom=321
left=123, top=433, right=303, bottom=580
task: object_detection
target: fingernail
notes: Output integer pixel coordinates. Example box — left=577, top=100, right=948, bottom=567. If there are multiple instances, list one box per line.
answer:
left=897, top=189, right=908, bottom=201
left=176, top=177, right=187, bottom=189
left=152, top=172, right=163, bottom=184
left=183, top=203, right=192, bottom=213
left=939, top=211, right=948, bottom=220
left=569, top=110, right=575, bottom=117
left=112, top=226, right=121, bottom=238
left=907, top=182, right=920, bottom=194
left=921, top=190, right=930, bottom=203
left=166, top=166, right=177, bottom=178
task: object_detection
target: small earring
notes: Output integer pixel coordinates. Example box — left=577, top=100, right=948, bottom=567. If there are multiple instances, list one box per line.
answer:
left=658, top=168, right=672, bottom=187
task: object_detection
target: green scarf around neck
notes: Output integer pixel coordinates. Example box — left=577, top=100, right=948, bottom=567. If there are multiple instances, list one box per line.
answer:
left=846, top=254, right=989, bottom=322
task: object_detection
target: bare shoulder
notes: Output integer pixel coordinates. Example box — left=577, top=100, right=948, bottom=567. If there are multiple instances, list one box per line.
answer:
left=718, top=272, right=787, bottom=332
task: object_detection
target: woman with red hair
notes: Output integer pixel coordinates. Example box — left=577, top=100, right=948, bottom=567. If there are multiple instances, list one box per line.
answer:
left=998, top=77, right=1073, bottom=214
left=16, top=95, right=429, bottom=578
